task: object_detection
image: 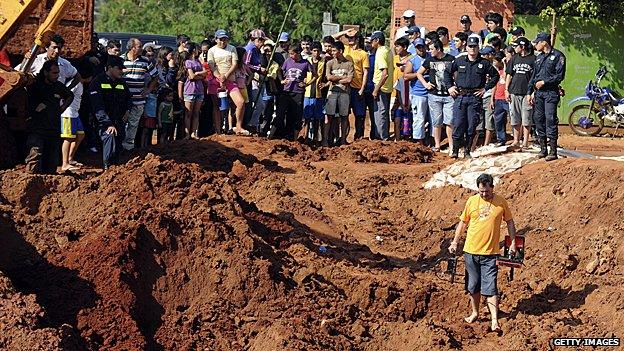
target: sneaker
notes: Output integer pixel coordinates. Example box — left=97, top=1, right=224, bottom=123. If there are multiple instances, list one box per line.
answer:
left=89, top=147, right=98, bottom=153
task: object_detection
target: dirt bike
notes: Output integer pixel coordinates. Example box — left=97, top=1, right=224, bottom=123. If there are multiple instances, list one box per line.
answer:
left=567, top=66, right=624, bottom=136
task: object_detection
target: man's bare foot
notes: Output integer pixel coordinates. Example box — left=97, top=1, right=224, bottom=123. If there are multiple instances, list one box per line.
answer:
left=490, top=321, right=502, bottom=335
left=464, top=313, right=478, bottom=323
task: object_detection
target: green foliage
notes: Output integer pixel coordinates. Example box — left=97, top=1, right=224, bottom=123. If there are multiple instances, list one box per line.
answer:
left=538, top=0, right=624, bottom=25
left=95, top=0, right=390, bottom=44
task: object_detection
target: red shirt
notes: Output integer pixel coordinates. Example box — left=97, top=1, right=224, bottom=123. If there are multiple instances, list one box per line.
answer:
left=494, top=68, right=506, bottom=100
left=0, top=49, right=11, bottom=66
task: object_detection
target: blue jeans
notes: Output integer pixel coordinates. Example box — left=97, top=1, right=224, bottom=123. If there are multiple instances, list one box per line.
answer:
left=464, top=253, right=498, bottom=296
left=364, top=91, right=377, bottom=139
left=493, top=99, right=509, bottom=143
left=410, top=94, right=428, bottom=140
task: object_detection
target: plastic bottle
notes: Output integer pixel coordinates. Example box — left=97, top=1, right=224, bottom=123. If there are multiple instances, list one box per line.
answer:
left=218, top=90, right=229, bottom=111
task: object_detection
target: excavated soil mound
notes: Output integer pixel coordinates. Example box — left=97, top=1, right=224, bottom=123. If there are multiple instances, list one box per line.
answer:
left=0, top=119, right=18, bottom=170
left=0, top=153, right=436, bottom=350
left=238, top=137, right=435, bottom=164
left=0, top=137, right=622, bottom=350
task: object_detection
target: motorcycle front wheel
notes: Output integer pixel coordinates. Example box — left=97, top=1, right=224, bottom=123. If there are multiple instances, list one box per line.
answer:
left=568, top=104, right=605, bottom=136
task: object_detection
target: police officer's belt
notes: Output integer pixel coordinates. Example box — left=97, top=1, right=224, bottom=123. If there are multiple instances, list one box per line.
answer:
left=458, top=88, right=480, bottom=95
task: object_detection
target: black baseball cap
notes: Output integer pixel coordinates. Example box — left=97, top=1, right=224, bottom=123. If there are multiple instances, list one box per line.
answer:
left=514, top=36, right=530, bottom=47
left=532, top=32, right=551, bottom=44
left=460, top=15, right=471, bottom=23
left=107, top=55, right=125, bottom=69
left=510, top=26, right=525, bottom=36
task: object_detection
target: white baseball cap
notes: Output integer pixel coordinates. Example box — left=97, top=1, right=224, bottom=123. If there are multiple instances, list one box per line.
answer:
left=402, top=9, right=416, bottom=18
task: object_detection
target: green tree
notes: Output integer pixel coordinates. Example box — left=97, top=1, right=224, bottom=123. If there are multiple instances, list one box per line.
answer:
left=95, top=0, right=390, bottom=43
left=533, top=0, right=624, bottom=24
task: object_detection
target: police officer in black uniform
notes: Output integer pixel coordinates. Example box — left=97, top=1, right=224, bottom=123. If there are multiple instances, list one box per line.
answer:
left=445, top=36, right=499, bottom=158
left=528, top=32, right=566, bottom=161
left=89, top=56, right=133, bottom=170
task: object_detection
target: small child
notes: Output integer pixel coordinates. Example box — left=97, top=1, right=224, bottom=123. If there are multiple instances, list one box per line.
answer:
left=140, top=92, right=158, bottom=147
left=491, top=51, right=509, bottom=147
left=158, top=88, right=175, bottom=143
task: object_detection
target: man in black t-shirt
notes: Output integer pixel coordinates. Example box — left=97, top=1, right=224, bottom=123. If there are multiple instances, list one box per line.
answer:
left=25, top=60, right=74, bottom=174
left=416, top=39, right=455, bottom=153
left=505, top=36, right=535, bottom=149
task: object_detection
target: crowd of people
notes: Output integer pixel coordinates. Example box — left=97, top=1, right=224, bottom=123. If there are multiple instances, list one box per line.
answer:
left=4, top=9, right=566, bottom=173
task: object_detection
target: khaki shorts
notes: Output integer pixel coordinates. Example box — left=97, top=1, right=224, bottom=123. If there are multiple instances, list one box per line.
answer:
left=510, top=94, right=533, bottom=126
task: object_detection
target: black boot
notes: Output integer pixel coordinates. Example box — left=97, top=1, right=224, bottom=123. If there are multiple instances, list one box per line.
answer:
left=545, top=139, right=558, bottom=161
left=538, top=137, right=547, bottom=158
left=267, top=125, right=278, bottom=140
left=464, top=146, right=472, bottom=159
left=451, top=140, right=460, bottom=159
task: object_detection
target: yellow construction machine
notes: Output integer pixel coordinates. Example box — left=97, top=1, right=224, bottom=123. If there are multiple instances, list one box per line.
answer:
left=0, top=0, right=71, bottom=100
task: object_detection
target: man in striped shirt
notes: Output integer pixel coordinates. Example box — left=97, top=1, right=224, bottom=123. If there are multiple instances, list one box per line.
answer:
left=121, top=38, right=158, bottom=150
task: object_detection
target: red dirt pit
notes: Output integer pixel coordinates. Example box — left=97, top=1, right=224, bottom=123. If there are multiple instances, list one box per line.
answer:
left=0, top=135, right=622, bottom=350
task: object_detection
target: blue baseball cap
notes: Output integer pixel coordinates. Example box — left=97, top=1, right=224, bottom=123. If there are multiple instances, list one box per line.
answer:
left=414, top=38, right=426, bottom=47
left=532, top=32, right=551, bottom=44
left=479, top=46, right=495, bottom=55
left=279, top=32, right=290, bottom=42
left=406, top=25, right=420, bottom=35
left=370, top=31, right=385, bottom=41
left=215, top=29, right=229, bottom=39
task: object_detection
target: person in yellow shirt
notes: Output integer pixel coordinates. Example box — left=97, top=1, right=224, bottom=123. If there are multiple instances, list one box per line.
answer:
left=334, top=28, right=370, bottom=140
left=449, top=173, right=517, bottom=333
left=370, top=31, right=393, bottom=140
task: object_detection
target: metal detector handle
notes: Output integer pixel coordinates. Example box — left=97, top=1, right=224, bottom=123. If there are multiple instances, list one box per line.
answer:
left=447, top=256, right=458, bottom=284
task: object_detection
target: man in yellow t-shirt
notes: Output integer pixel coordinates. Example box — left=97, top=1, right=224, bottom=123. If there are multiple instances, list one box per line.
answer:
left=370, top=31, right=393, bottom=141
left=332, top=28, right=371, bottom=140
left=449, top=173, right=517, bottom=333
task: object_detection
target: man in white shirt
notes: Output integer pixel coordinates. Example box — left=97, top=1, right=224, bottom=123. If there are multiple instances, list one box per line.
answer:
left=19, top=34, right=80, bottom=89
left=395, top=9, right=427, bottom=40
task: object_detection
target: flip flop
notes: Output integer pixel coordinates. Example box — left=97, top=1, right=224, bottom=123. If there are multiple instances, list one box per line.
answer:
left=69, top=161, right=84, bottom=167
left=464, top=315, right=478, bottom=324
left=234, top=128, right=252, bottom=136
left=61, top=165, right=80, bottom=173
left=489, top=325, right=503, bottom=336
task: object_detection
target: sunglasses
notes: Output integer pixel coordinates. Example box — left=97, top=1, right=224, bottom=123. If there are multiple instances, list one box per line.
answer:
left=467, top=45, right=479, bottom=48
left=346, top=35, right=356, bottom=40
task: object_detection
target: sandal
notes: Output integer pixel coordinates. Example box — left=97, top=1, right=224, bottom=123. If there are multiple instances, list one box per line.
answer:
left=61, top=165, right=80, bottom=173
left=489, top=325, right=503, bottom=336
left=234, top=128, right=252, bottom=136
left=69, top=160, right=83, bottom=167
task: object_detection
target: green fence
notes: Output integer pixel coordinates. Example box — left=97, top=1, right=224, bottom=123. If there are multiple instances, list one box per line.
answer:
left=513, top=15, right=624, bottom=124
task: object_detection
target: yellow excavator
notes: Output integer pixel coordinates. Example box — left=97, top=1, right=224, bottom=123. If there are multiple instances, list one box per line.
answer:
left=0, top=0, right=71, bottom=100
